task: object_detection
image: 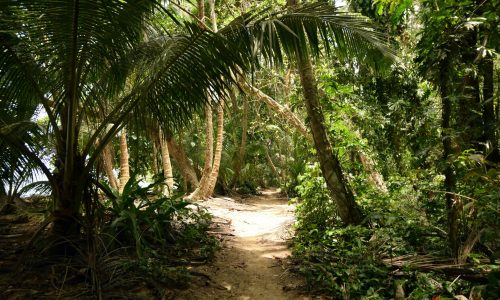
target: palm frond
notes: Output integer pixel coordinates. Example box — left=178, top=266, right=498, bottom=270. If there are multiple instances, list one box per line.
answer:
left=132, top=24, right=245, bottom=129
left=221, top=2, right=395, bottom=71
left=0, top=121, right=49, bottom=191
left=18, top=180, right=52, bottom=197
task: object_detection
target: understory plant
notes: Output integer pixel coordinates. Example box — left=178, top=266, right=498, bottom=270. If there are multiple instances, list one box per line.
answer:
left=290, top=163, right=486, bottom=299
left=103, top=176, right=217, bottom=260
left=22, top=176, right=219, bottom=298
left=292, top=164, right=390, bottom=298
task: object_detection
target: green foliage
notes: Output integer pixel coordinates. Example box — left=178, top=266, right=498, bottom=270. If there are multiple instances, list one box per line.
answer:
left=134, top=257, right=191, bottom=289
left=103, top=176, right=216, bottom=260
left=348, top=0, right=412, bottom=33
left=293, top=225, right=391, bottom=299
left=171, top=205, right=219, bottom=259
left=290, top=159, right=482, bottom=298
left=416, top=0, right=499, bottom=82
left=236, top=180, right=260, bottom=195
left=452, top=151, right=500, bottom=254
left=292, top=163, right=390, bottom=298
left=292, top=163, right=338, bottom=231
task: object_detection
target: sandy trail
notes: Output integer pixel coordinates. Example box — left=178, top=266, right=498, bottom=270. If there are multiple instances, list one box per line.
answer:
left=172, top=189, right=308, bottom=300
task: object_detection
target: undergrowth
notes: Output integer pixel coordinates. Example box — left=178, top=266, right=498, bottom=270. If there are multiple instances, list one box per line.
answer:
left=22, top=177, right=219, bottom=298
left=290, top=161, right=499, bottom=300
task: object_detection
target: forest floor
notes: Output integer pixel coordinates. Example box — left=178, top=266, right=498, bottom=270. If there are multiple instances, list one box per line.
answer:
left=0, top=190, right=313, bottom=299
left=172, top=189, right=311, bottom=300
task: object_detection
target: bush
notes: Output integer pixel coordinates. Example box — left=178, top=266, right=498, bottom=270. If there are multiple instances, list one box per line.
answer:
left=290, top=164, right=482, bottom=299
left=103, top=176, right=218, bottom=260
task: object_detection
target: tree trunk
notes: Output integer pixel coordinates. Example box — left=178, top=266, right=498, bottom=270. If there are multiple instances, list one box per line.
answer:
left=188, top=0, right=223, bottom=200
left=208, top=0, right=217, bottom=32
left=197, top=0, right=205, bottom=26
left=118, top=129, right=130, bottom=193
left=458, top=227, right=482, bottom=264
left=187, top=103, right=213, bottom=200
left=264, top=142, right=279, bottom=178
left=152, top=138, right=159, bottom=176
left=203, top=99, right=225, bottom=197
left=52, top=156, right=86, bottom=237
left=356, top=151, right=388, bottom=192
left=238, top=77, right=309, bottom=138
left=283, top=66, right=293, bottom=98
left=166, top=136, right=199, bottom=191
left=200, top=0, right=223, bottom=198
left=159, top=129, right=174, bottom=196
left=343, top=117, right=388, bottom=192
left=297, top=56, right=363, bottom=225
left=288, top=0, right=363, bottom=226
left=100, top=141, right=118, bottom=190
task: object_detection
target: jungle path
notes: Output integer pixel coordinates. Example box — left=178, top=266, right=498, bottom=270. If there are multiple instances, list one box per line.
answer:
left=173, top=189, right=310, bottom=300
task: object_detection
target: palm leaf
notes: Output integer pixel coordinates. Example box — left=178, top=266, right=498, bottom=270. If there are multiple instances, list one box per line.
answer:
left=221, top=2, right=395, bottom=71
left=0, top=121, right=51, bottom=190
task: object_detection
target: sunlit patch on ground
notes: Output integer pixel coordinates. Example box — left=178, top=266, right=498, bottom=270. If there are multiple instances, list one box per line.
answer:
left=173, top=189, right=309, bottom=299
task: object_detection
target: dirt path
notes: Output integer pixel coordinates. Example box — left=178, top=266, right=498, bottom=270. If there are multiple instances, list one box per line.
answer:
left=173, top=189, right=308, bottom=300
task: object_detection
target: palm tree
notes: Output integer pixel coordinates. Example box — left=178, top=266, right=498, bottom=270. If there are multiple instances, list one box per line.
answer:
left=185, top=0, right=214, bottom=201
left=204, top=99, right=225, bottom=198
left=0, top=0, right=243, bottom=236
left=118, top=129, right=131, bottom=193
left=98, top=140, right=119, bottom=191
left=159, top=129, right=175, bottom=196
left=0, top=57, right=45, bottom=210
left=166, top=134, right=199, bottom=191
left=1, top=0, right=392, bottom=235
left=226, top=1, right=393, bottom=224
left=188, top=0, right=226, bottom=200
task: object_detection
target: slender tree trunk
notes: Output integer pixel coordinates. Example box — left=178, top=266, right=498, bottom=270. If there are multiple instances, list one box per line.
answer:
left=100, top=141, right=118, bottom=190
left=356, top=152, right=387, bottom=192
left=187, top=103, right=213, bottom=200
left=288, top=0, right=364, bottom=224
left=166, top=136, right=199, bottom=191
left=297, top=56, right=363, bottom=225
left=159, top=129, right=174, bottom=196
left=231, top=95, right=249, bottom=187
left=118, top=129, right=130, bottom=193
left=208, top=0, right=217, bottom=32
left=458, top=226, right=482, bottom=264
left=343, top=117, right=388, bottom=192
left=200, top=0, right=223, bottom=198
left=204, top=99, right=225, bottom=197
left=283, top=66, right=293, bottom=98
left=188, top=0, right=224, bottom=200
left=187, top=0, right=212, bottom=200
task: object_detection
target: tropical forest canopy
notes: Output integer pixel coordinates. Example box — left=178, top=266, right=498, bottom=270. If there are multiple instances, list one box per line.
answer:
left=0, top=0, right=498, bottom=299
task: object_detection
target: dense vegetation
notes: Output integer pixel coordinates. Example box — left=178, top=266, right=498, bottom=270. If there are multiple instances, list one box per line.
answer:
left=1, top=0, right=498, bottom=299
